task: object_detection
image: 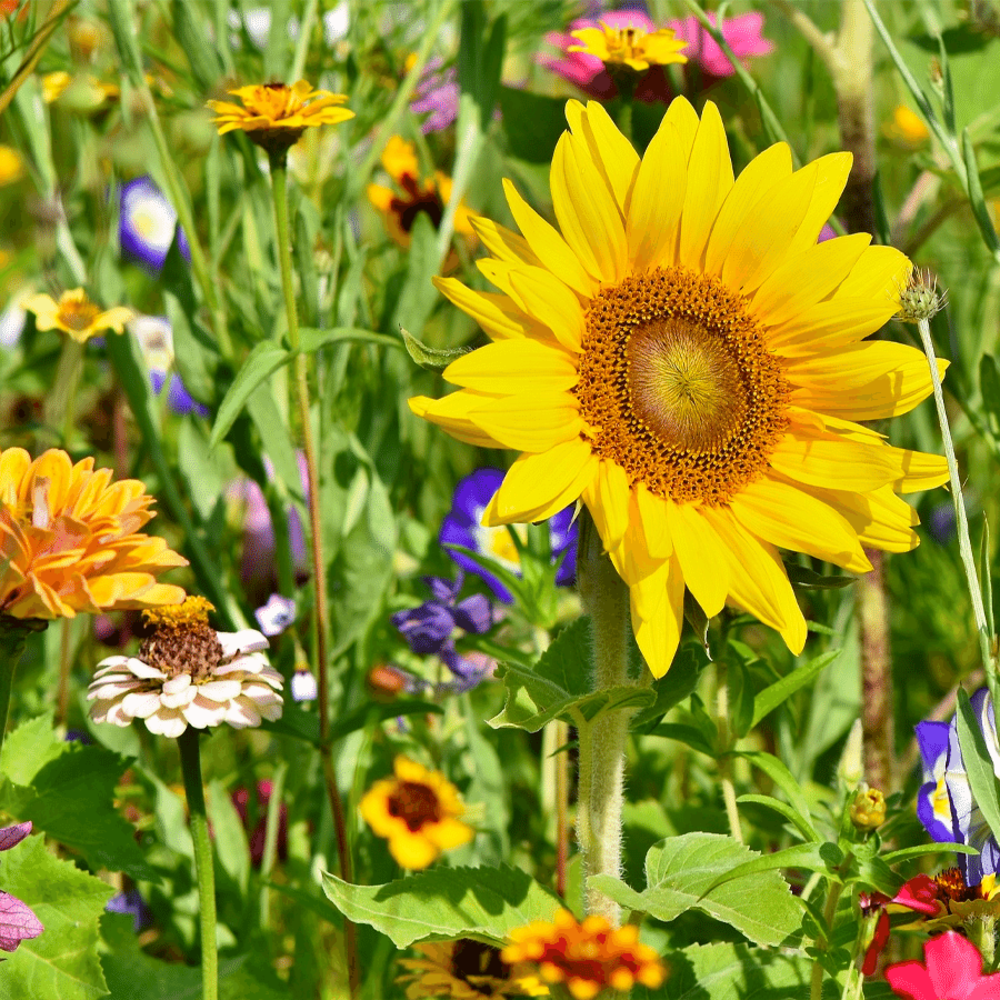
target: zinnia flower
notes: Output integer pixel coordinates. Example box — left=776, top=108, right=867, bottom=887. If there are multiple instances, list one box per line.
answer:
left=886, top=930, right=1000, bottom=999
left=87, top=597, right=283, bottom=737
left=568, top=18, right=688, bottom=73
left=206, top=80, right=354, bottom=153
left=360, top=755, right=473, bottom=869
left=411, top=98, right=948, bottom=678
left=119, top=176, right=190, bottom=273
left=397, top=940, right=548, bottom=999
left=440, top=468, right=577, bottom=602
left=0, top=448, right=187, bottom=620
left=24, top=288, right=134, bottom=344
left=502, top=909, right=665, bottom=998
left=0, top=822, right=43, bottom=953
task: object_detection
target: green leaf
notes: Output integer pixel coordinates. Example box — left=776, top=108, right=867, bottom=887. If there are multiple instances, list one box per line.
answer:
left=487, top=617, right=655, bottom=732
left=784, top=564, right=855, bottom=590
left=499, top=86, right=567, bottom=163
left=728, top=657, right=755, bottom=739
left=209, top=341, right=292, bottom=449
left=0, top=714, right=156, bottom=881
left=980, top=354, right=1000, bottom=441
left=734, top=751, right=818, bottom=841
left=401, top=327, right=469, bottom=372
left=751, top=650, right=841, bottom=728
left=591, top=833, right=804, bottom=947
left=0, top=833, right=113, bottom=999
left=321, top=866, right=562, bottom=947
left=735, top=795, right=818, bottom=843
left=648, top=722, right=716, bottom=757
left=631, top=647, right=706, bottom=733
left=882, top=842, right=978, bottom=864
left=170, top=0, right=226, bottom=91
left=955, top=688, right=1000, bottom=846
left=663, top=941, right=819, bottom=1000
left=961, top=128, right=1000, bottom=258
left=297, top=326, right=403, bottom=354
left=699, top=842, right=846, bottom=896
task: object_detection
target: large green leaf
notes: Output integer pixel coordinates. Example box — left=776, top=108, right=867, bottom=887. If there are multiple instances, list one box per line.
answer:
left=0, top=833, right=113, bottom=999
left=488, top=617, right=655, bottom=732
left=209, top=341, right=291, bottom=449
left=321, top=866, right=562, bottom=947
left=590, top=833, right=804, bottom=947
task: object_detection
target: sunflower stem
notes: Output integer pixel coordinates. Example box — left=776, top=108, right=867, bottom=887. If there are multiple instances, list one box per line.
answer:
left=915, top=316, right=997, bottom=693
left=715, top=662, right=743, bottom=843
left=178, top=729, right=218, bottom=1000
left=268, top=151, right=359, bottom=998
left=577, top=510, right=633, bottom=926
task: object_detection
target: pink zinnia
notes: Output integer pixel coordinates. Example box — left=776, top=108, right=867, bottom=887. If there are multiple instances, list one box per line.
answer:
left=886, top=932, right=1000, bottom=999
left=540, top=9, right=773, bottom=103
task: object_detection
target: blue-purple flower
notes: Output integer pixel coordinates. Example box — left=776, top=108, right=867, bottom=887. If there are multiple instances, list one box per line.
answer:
left=410, top=57, right=459, bottom=134
left=916, top=688, right=1000, bottom=882
left=440, top=468, right=577, bottom=603
left=0, top=822, right=43, bottom=953
left=119, top=176, right=190, bottom=273
left=105, top=889, right=152, bottom=933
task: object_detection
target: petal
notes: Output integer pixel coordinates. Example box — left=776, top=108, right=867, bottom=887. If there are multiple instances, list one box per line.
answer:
left=432, top=277, right=532, bottom=342
left=426, top=817, right=475, bottom=850
left=469, top=216, right=542, bottom=268
left=795, top=482, right=920, bottom=553
left=630, top=556, right=685, bottom=680
left=783, top=152, right=854, bottom=255
left=144, top=708, right=188, bottom=738
left=663, top=501, right=729, bottom=617
left=388, top=830, right=438, bottom=870
left=634, top=483, right=672, bottom=559
left=582, top=460, right=631, bottom=553
left=217, top=628, right=270, bottom=658
left=467, top=391, right=583, bottom=453
left=566, top=100, right=639, bottom=218
left=443, top=338, right=578, bottom=394
left=409, top=391, right=507, bottom=449
left=496, top=267, right=585, bottom=353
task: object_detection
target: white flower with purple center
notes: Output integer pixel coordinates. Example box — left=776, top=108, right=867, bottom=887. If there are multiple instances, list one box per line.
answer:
left=440, top=468, right=577, bottom=602
left=88, top=597, right=283, bottom=739
left=119, top=176, right=190, bottom=273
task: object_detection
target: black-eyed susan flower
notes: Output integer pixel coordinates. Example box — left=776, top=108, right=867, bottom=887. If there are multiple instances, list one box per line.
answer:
left=360, top=755, right=473, bottom=869
left=0, top=448, right=187, bottom=620
left=87, top=597, right=283, bottom=738
left=367, top=135, right=475, bottom=256
left=24, top=288, right=134, bottom=344
left=206, top=80, right=353, bottom=153
left=568, top=18, right=688, bottom=74
left=397, top=940, right=548, bottom=999
left=502, top=909, right=665, bottom=999
left=412, top=98, right=949, bottom=679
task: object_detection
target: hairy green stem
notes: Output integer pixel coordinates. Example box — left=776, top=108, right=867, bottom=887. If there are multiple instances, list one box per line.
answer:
left=178, top=729, right=218, bottom=1000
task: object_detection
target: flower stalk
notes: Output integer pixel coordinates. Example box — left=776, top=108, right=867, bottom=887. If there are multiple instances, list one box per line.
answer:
left=178, top=728, right=218, bottom=1000
left=0, top=617, right=46, bottom=756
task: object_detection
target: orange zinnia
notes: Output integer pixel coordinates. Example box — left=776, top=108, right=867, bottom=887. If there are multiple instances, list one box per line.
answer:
left=0, top=448, right=187, bottom=620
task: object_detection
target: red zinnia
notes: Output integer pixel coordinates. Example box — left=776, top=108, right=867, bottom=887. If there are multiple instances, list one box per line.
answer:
left=886, top=931, right=1000, bottom=999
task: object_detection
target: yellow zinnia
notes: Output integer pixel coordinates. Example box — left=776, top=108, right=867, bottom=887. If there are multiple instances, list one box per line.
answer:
left=24, top=288, right=134, bottom=344
left=411, top=98, right=949, bottom=679
left=569, top=20, right=688, bottom=72
left=0, top=448, right=188, bottom=620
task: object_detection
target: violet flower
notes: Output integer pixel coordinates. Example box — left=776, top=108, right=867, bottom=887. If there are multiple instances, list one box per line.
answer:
left=119, top=176, right=190, bottom=273
left=410, top=57, right=460, bottom=133
left=392, top=573, right=492, bottom=657
left=105, top=889, right=152, bottom=933
left=0, top=822, right=43, bottom=953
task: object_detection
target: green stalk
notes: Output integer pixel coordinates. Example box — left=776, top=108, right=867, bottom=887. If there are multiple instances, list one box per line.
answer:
left=268, top=150, right=359, bottom=997
left=810, top=881, right=844, bottom=1000
left=178, top=729, right=218, bottom=1000
left=576, top=511, right=633, bottom=925
left=0, top=617, right=46, bottom=757
left=715, top=662, right=743, bottom=843
left=46, top=339, right=85, bottom=449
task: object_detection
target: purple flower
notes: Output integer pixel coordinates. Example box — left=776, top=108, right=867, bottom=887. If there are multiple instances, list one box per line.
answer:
left=254, top=594, right=297, bottom=637
left=119, top=176, right=190, bottom=273
left=440, top=468, right=577, bottom=602
left=0, top=822, right=43, bottom=953
left=439, top=647, right=495, bottom=693
left=410, top=57, right=459, bottom=133
left=166, top=374, right=209, bottom=417
left=391, top=573, right=493, bottom=656
left=105, top=889, right=152, bottom=933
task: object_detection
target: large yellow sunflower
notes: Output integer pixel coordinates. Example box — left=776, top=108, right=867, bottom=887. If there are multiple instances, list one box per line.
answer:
left=411, top=98, right=948, bottom=679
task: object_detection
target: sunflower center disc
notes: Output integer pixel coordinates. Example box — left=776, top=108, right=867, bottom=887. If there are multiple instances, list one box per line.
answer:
left=574, top=266, right=790, bottom=506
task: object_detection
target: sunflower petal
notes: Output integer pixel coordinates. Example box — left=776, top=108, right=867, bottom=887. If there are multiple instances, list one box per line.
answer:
left=663, top=501, right=729, bottom=617
left=408, top=392, right=505, bottom=448
left=467, top=391, right=582, bottom=453
left=432, top=277, right=530, bottom=341
left=583, top=460, right=631, bottom=552
left=568, top=100, right=640, bottom=217
left=470, top=216, right=542, bottom=267
left=631, top=554, right=685, bottom=679
left=443, top=338, right=578, bottom=393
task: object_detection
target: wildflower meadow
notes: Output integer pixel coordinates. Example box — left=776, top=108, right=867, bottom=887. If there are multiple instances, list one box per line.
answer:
left=5, top=1, right=1000, bottom=998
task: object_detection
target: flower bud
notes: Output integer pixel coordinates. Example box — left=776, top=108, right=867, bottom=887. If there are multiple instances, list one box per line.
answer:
left=851, top=785, right=887, bottom=831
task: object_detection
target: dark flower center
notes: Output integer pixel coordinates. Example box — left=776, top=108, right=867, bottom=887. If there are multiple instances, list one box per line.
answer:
left=450, top=940, right=511, bottom=993
left=387, top=780, right=442, bottom=831
left=392, top=174, right=444, bottom=233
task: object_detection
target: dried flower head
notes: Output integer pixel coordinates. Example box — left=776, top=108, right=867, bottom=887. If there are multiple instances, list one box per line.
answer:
left=206, top=79, right=354, bottom=154
left=360, top=755, right=473, bottom=869
left=87, top=596, right=283, bottom=738
left=895, top=267, right=947, bottom=323
left=502, top=909, right=666, bottom=999
left=397, top=940, right=548, bottom=999
left=24, top=288, right=134, bottom=344
left=0, top=448, right=187, bottom=620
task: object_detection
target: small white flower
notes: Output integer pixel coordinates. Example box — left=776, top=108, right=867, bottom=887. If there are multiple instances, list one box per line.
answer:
left=254, top=593, right=296, bottom=637
left=88, top=598, right=283, bottom=738
left=290, top=669, right=317, bottom=703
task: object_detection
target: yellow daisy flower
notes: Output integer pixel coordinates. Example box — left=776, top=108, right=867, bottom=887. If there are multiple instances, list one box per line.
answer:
left=0, top=448, right=188, bottom=620
left=411, top=98, right=949, bottom=679
left=397, top=940, right=549, bottom=999
left=24, top=288, right=134, bottom=344
left=360, top=755, right=473, bottom=869
left=502, top=909, right=665, bottom=999
left=206, top=80, right=353, bottom=153
left=569, top=20, right=688, bottom=72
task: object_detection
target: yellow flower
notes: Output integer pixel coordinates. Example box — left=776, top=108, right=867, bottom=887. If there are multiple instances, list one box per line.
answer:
left=397, top=940, right=549, bottom=999
left=0, top=448, right=188, bottom=620
left=367, top=136, right=475, bottom=260
left=884, top=104, right=930, bottom=148
left=41, top=71, right=120, bottom=109
left=502, top=909, right=666, bottom=999
left=206, top=79, right=353, bottom=153
left=411, top=98, right=949, bottom=678
left=360, top=755, right=473, bottom=869
left=24, top=288, right=134, bottom=344
left=569, top=20, right=688, bottom=72
left=41, top=71, right=72, bottom=104
left=0, top=146, right=25, bottom=186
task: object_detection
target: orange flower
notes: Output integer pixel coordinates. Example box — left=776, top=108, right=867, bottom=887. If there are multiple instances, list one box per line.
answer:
left=0, top=448, right=188, bottom=620
left=502, top=910, right=666, bottom=999
left=360, top=755, right=473, bottom=869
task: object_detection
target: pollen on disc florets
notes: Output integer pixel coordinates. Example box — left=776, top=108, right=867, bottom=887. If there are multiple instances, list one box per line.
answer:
left=139, top=596, right=223, bottom=681
left=573, top=266, right=790, bottom=506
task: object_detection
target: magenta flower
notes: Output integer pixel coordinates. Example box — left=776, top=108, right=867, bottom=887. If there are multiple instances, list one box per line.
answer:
left=410, top=57, right=460, bottom=133
left=886, top=931, right=1000, bottom=999
left=0, top=822, right=43, bottom=953
left=540, top=9, right=773, bottom=103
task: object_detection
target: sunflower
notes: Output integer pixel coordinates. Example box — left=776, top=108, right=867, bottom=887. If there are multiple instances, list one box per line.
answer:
left=25, top=288, right=134, bottom=344
left=359, top=755, right=473, bottom=869
left=411, top=98, right=948, bottom=679
left=397, top=940, right=549, bottom=999
left=0, top=448, right=187, bottom=619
